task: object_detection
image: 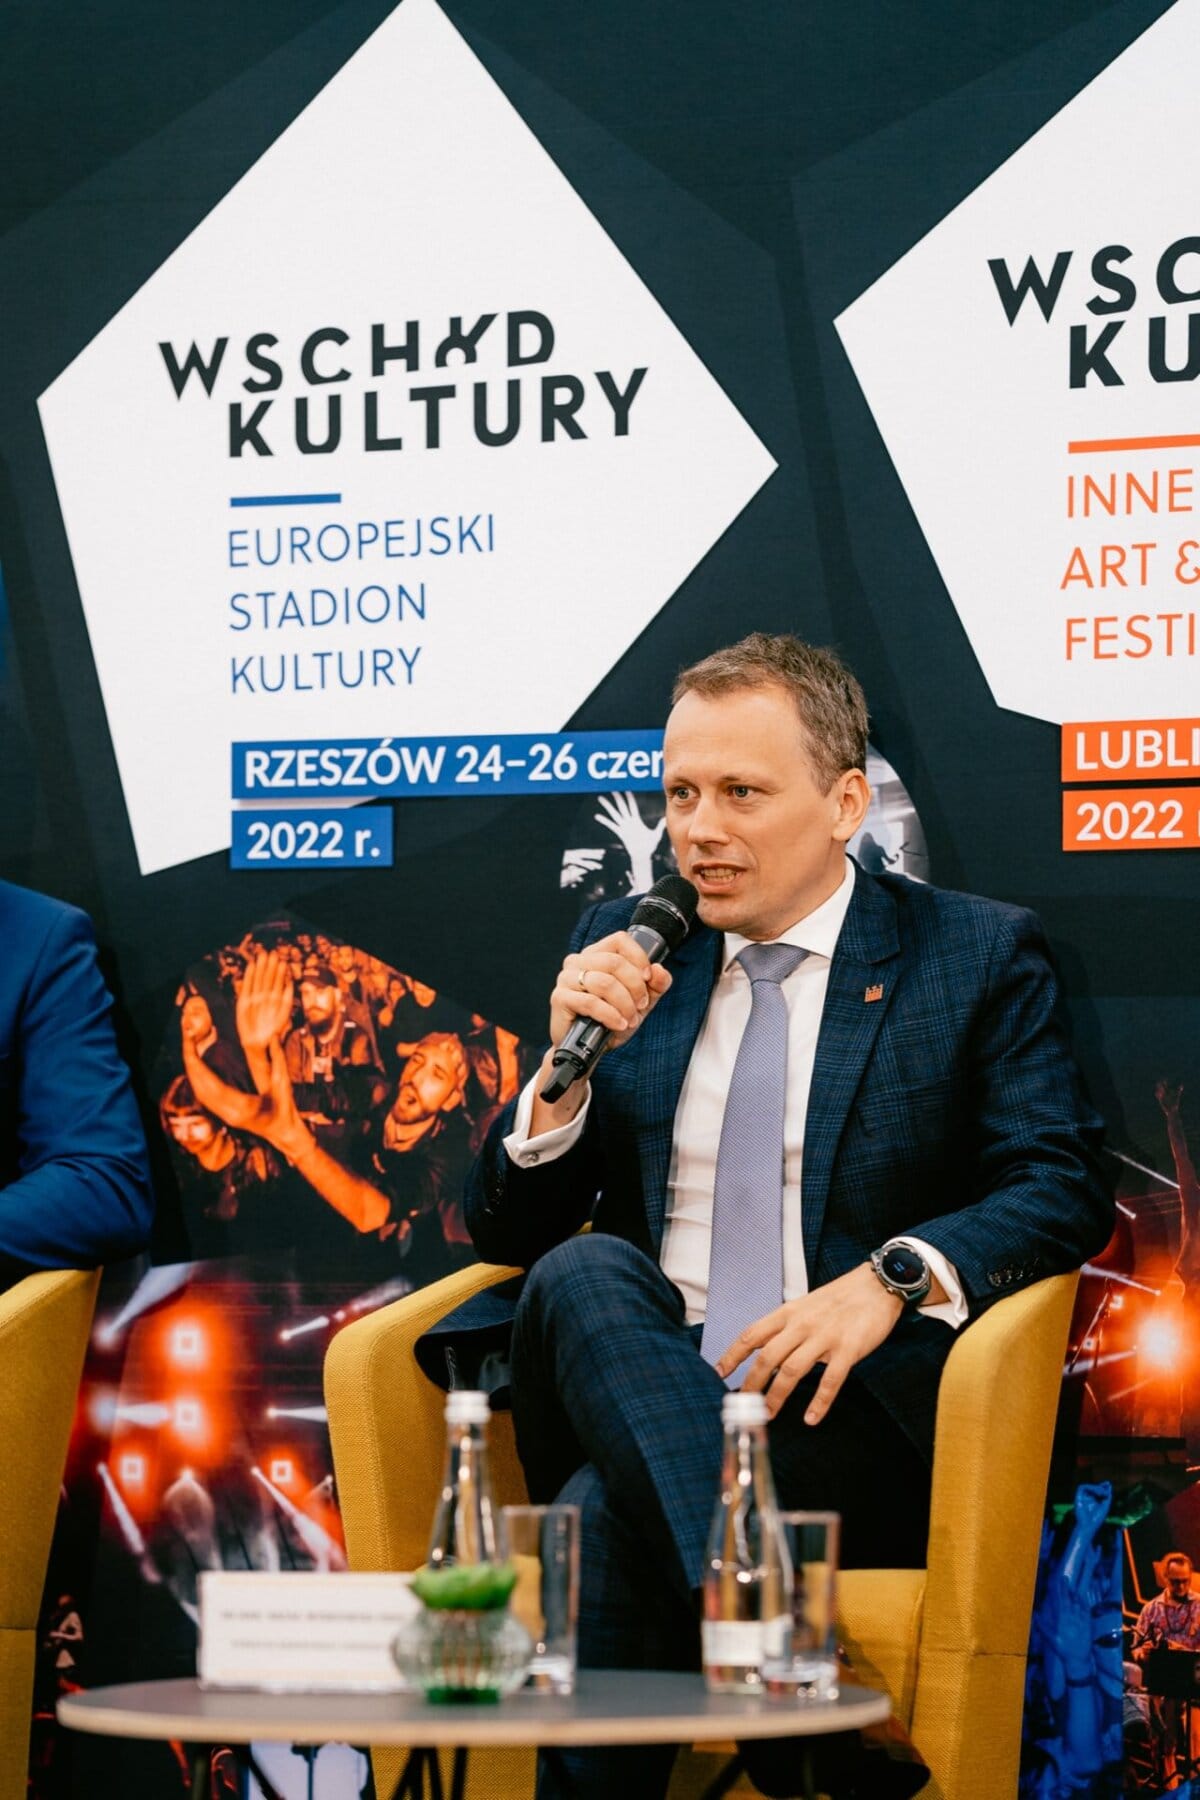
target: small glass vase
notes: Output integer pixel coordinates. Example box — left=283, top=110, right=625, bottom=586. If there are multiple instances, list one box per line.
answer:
left=392, top=1606, right=534, bottom=1703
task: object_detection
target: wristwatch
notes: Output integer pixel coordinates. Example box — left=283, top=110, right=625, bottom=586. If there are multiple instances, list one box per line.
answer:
left=869, top=1240, right=932, bottom=1307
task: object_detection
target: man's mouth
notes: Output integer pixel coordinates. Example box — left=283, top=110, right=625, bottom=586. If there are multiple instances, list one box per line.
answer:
left=692, top=863, right=745, bottom=889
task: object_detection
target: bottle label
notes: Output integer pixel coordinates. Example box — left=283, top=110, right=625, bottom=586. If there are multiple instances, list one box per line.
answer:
left=702, top=1620, right=764, bottom=1667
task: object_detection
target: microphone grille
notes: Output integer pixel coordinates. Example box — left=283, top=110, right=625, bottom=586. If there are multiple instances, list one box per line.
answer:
left=645, top=872, right=699, bottom=919
left=630, top=873, right=699, bottom=945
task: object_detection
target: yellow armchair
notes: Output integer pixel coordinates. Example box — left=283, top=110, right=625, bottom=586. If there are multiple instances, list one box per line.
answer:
left=0, top=1267, right=100, bottom=1800
left=326, top=1262, right=1077, bottom=1800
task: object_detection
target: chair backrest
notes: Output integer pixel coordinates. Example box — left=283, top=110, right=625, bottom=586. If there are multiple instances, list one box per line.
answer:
left=0, top=1267, right=100, bottom=1800
left=912, top=1270, right=1079, bottom=1800
left=0, top=1267, right=100, bottom=1624
left=326, top=1262, right=527, bottom=1576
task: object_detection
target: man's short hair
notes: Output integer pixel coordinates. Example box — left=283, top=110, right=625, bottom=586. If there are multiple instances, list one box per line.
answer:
left=672, top=632, right=869, bottom=791
left=1166, top=1552, right=1194, bottom=1573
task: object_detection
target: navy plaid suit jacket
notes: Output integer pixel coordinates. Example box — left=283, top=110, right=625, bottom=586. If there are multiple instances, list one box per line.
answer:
left=454, top=866, right=1112, bottom=1461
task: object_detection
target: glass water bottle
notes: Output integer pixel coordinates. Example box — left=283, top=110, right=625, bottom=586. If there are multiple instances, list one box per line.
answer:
left=427, top=1389, right=500, bottom=1567
left=702, top=1390, right=791, bottom=1693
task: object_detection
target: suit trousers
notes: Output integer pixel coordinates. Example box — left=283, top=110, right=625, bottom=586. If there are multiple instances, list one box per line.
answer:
left=511, top=1234, right=933, bottom=1800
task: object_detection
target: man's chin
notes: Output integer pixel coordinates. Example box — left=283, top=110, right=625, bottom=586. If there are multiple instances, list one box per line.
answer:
left=696, top=891, right=752, bottom=932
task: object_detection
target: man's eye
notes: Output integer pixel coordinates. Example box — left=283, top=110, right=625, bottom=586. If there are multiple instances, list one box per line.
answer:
left=729, top=785, right=753, bottom=798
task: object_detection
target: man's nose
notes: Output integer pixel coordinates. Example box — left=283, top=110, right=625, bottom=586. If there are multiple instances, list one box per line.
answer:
left=687, top=794, right=729, bottom=844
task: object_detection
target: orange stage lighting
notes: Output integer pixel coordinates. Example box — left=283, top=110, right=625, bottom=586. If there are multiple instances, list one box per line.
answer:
left=263, top=1445, right=306, bottom=1495
left=169, top=1324, right=204, bottom=1366
left=1140, top=1316, right=1183, bottom=1369
left=173, top=1398, right=203, bottom=1435
left=147, top=1301, right=232, bottom=1384
left=109, top=1435, right=162, bottom=1517
left=118, top=1453, right=146, bottom=1490
left=168, top=1396, right=223, bottom=1463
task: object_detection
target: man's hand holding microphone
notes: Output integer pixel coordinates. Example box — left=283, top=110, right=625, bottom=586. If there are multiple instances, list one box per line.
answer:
left=530, top=875, right=697, bottom=1136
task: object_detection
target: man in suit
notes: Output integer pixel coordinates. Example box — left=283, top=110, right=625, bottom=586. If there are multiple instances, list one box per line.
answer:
left=461, top=634, right=1113, bottom=1799
left=0, top=879, right=154, bottom=1288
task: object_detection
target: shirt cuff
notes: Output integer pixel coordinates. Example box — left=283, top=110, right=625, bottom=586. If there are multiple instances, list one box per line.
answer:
left=893, top=1236, right=968, bottom=1329
left=503, top=1072, right=592, bottom=1168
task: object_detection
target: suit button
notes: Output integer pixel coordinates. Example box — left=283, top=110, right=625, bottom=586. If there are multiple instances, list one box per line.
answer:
left=988, top=1272, right=1003, bottom=1289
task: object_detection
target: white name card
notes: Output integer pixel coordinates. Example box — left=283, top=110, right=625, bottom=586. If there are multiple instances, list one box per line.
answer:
left=198, top=1570, right=420, bottom=1692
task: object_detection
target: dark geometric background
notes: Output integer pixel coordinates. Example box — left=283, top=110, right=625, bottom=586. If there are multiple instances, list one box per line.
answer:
left=0, top=4, right=1192, bottom=1791
left=1, top=1, right=1185, bottom=1169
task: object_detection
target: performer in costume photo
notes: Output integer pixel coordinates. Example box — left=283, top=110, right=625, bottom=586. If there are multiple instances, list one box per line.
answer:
left=1132, top=1551, right=1200, bottom=1791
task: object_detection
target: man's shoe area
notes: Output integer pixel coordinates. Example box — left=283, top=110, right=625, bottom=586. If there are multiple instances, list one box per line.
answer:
left=734, top=1730, right=930, bottom=1800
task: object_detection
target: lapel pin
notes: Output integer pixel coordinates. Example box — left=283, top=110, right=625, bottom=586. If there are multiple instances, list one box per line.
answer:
left=864, top=983, right=884, bottom=1004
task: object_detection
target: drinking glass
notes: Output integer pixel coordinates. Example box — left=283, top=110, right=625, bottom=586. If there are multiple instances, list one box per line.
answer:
left=762, top=1510, right=840, bottom=1701
left=501, top=1504, right=580, bottom=1695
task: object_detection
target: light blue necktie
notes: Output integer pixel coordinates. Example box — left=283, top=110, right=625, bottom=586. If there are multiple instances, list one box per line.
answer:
left=700, top=941, right=808, bottom=1386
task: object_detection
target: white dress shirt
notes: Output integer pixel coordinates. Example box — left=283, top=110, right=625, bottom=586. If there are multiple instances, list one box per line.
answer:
left=505, top=858, right=966, bottom=1328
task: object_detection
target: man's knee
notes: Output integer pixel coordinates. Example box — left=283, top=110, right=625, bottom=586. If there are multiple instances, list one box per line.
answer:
left=517, top=1233, right=665, bottom=1334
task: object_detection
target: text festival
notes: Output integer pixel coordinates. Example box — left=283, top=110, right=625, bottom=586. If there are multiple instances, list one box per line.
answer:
left=989, top=237, right=1200, bottom=385
left=157, top=311, right=647, bottom=455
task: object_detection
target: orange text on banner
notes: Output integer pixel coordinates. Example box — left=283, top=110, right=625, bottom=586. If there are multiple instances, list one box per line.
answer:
left=1061, top=719, right=1200, bottom=782
left=1063, top=786, right=1200, bottom=852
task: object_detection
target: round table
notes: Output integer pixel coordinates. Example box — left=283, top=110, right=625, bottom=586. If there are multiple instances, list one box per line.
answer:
left=59, top=1670, right=891, bottom=1800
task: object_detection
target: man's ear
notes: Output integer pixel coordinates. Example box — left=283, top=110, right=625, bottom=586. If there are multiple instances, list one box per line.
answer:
left=831, top=768, right=871, bottom=843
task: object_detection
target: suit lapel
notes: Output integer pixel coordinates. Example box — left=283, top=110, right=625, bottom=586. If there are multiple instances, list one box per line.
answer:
left=631, top=922, right=722, bottom=1250
left=801, top=872, right=901, bottom=1269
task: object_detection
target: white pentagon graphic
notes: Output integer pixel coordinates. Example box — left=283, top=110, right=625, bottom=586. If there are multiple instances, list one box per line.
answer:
left=836, top=0, right=1200, bottom=729
left=39, top=0, right=775, bottom=874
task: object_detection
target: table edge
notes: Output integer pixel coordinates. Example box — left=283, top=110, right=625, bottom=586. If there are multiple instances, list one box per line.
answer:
left=58, top=1683, right=892, bottom=1747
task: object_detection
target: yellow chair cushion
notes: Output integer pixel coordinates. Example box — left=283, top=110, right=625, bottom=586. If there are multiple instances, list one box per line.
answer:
left=839, top=1568, right=925, bottom=1725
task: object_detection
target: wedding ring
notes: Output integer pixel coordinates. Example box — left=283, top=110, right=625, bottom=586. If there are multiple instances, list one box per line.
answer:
left=578, top=968, right=590, bottom=992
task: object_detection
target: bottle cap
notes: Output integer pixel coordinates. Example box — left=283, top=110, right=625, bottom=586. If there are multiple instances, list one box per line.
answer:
left=445, top=1389, right=491, bottom=1425
left=721, top=1391, right=768, bottom=1426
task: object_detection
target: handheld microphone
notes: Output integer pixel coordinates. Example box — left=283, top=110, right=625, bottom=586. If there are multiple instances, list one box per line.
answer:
left=540, top=872, right=699, bottom=1104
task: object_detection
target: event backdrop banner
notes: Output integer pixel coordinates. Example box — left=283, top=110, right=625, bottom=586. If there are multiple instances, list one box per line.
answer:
left=0, top=0, right=1195, bottom=1795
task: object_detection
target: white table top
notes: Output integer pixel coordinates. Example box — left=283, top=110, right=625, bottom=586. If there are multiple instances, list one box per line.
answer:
left=58, top=1670, right=890, bottom=1747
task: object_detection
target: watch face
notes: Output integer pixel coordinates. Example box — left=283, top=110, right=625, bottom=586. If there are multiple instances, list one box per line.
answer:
left=881, top=1244, right=926, bottom=1289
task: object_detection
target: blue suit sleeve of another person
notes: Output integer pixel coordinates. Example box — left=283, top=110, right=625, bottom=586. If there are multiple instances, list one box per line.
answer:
left=0, top=898, right=154, bottom=1274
